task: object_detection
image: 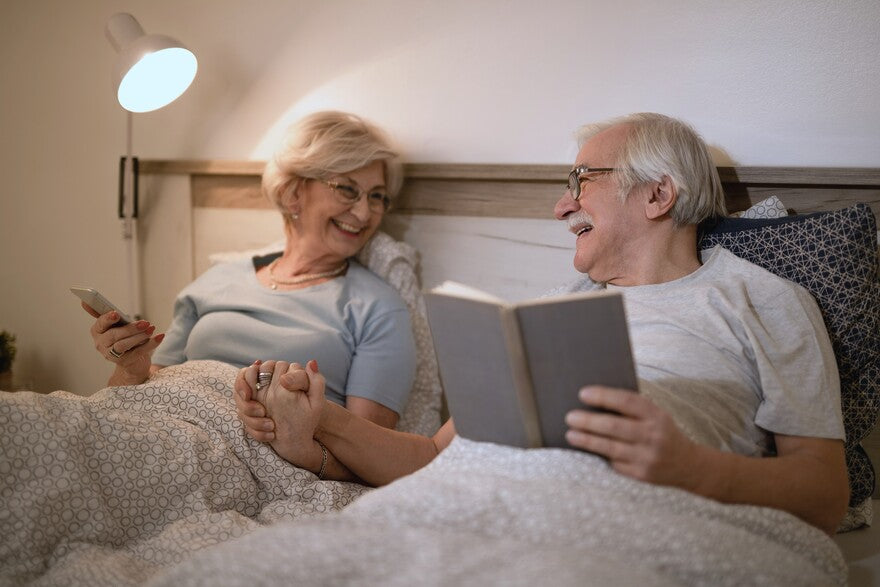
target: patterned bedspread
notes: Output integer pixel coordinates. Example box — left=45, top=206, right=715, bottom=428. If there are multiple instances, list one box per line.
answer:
left=0, top=360, right=847, bottom=586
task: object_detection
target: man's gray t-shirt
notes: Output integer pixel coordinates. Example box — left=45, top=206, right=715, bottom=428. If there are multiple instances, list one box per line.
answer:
left=556, top=246, right=843, bottom=456
left=152, top=258, right=416, bottom=414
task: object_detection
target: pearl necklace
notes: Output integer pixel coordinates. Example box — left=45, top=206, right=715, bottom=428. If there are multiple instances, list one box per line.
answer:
left=267, top=258, right=348, bottom=290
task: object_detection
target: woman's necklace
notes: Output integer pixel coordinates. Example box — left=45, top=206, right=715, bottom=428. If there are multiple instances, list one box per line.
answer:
left=267, top=258, right=348, bottom=290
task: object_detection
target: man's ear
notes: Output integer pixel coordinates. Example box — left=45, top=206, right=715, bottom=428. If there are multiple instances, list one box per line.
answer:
left=645, top=175, right=677, bottom=220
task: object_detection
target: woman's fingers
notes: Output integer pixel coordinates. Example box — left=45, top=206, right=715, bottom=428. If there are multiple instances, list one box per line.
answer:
left=92, top=317, right=156, bottom=360
left=80, top=301, right=101, bottom=319
left=280, top=367, right=310, bottom=393
left=304, top=360, right=325, bottom=405
left=234, top=361, right=276, bottom=442
left=241, top=362, right=262, bottom=398
left=107, top=324, right=156, bottom=358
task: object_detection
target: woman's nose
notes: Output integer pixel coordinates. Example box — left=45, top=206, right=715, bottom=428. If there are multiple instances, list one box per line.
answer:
left=350, top=194, right=372, bottom=220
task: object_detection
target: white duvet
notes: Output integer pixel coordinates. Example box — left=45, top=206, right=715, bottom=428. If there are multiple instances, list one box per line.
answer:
left=0, top=360, right=847, bottom=586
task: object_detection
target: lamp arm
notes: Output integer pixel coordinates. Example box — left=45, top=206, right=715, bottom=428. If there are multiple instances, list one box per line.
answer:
left=118, top=111, right=142, bottom=319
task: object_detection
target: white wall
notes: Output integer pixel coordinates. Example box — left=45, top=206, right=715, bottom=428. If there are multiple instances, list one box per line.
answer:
left=1, top=0, right=878, bottom=395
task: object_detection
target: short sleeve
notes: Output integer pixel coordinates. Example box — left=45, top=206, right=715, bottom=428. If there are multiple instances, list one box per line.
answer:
left=750, top=284, right=845, bottom=441
left=345, top=307, right=416, bottom=415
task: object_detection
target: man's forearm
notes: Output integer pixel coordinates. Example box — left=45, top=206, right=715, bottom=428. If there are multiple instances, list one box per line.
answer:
left=688, top=438, right=849, bottom=535
left=316, top=401, right=439, bottom=486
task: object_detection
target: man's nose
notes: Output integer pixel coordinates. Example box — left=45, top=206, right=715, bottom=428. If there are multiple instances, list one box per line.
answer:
left=554, top=188, right=579, bottom=220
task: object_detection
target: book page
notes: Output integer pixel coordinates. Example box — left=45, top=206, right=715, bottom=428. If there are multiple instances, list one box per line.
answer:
left=424, top=293, right=535, bottom=448
left=515, top=292, right=637, bottom=448
left=430, top=281, right=508, bottom=305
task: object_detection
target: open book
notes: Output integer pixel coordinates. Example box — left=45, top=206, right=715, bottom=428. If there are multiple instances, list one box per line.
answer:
left=424, top=281, right=638, bottom=449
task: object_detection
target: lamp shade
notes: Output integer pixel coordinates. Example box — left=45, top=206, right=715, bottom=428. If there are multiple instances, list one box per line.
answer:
left=105, top=13, right=197, bottom=113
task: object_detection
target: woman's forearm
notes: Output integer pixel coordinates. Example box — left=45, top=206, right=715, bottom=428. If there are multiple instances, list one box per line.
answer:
left=315, top=401, right=441, bottom=486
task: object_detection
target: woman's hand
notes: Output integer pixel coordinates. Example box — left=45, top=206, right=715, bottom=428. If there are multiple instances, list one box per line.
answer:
left=235, top=360, right=327, bottom=473
left=83, top=302, right=164, bottom=385
left=234, top=361, right=274, bottom=441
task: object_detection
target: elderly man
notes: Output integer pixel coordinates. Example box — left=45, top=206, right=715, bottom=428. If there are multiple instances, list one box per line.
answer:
left=236, top=113, right=849, bottom=536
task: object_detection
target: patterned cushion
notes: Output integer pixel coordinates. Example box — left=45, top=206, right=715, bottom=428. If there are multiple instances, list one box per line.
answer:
left=731, top=195, right=789, bottom=219
left=699, top=203, right=880, bottom=507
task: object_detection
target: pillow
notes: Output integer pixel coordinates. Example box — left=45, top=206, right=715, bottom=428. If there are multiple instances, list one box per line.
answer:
left=699, top=203, right=880, bottom=513
left=208, top=240, right=286, bottom=265
left=731, top=195, right=788, bottom=219
left=356, top=232, right=444, bottom=437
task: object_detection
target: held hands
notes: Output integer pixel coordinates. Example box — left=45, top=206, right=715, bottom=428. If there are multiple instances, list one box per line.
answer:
left=565, top=386, right=704, bottom=492
left=234, top=359, right=326, bottom=472
left=83, top=302, right=164, bottom=383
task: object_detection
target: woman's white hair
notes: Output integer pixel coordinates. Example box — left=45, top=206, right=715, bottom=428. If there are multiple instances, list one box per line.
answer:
left=262, top=111, right=403, bottom=225
left=577, top=113, right=726, bottom=225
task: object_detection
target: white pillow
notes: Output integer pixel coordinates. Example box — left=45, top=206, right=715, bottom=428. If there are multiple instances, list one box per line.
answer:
left=731, top=196, right=789, bottom=219
left=208, top=240, right=286, bottom=265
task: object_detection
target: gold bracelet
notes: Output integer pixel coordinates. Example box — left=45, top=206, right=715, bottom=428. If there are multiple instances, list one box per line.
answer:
left=316, top=440, right=328, bottom=480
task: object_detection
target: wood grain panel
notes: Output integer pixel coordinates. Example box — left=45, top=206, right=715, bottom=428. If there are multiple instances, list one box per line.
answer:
left=141, top=159, right=265, bottom=176
left=729, top=187, right=880, bottom=215
left=151, top=160, right=880, bottom=219
left=144, top=160, right=880, bottom=185
left=192, top=175, right=272, bottom=209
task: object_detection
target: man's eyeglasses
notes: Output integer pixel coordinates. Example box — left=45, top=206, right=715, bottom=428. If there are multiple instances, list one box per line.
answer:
left=567, top=166, right=618, bottom=201
left=321, top=180, right=391, bottom=213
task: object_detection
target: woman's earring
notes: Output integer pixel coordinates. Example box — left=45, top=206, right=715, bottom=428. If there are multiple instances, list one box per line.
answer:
left=290, top=211, right=300, bottom=220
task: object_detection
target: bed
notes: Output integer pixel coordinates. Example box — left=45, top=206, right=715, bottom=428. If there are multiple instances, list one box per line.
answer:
left=1, top=162, right=878, bottom=586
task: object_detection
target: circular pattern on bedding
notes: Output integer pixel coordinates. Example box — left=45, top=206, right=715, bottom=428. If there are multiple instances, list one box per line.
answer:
left=0, top=360, right=369, bottom=581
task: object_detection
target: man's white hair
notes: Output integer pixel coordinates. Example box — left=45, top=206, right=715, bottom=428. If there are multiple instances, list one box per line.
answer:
left=577, top=113, right=727, bottom=225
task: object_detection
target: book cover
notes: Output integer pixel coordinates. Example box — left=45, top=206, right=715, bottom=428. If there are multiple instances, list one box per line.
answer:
left=424, top=282, right=637, bottom=449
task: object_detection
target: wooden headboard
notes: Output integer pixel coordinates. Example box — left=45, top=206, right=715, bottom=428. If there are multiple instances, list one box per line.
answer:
left=139, top=160, right=880, bottom=299
left=138, top=160, right=880, bottom=305
left=141, top=160, right=880, bottom=218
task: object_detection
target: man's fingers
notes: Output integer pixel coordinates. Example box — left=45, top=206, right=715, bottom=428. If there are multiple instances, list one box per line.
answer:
left=241, top=412, right=274, bottom=432
left=244, top=423, right=275, bottom=443
left=577, top=386, right=648, bottom=418
left=238, top=397, right=266, bottom=418
left=565, top=409, right=644, bottom=443
left=565, top=429, right=635, bottom=462
left=271, top=361, right=290, bottom=390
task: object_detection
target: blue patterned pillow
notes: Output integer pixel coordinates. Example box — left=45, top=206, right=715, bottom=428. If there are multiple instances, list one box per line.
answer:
left=699, top=203, right=880, bottom=507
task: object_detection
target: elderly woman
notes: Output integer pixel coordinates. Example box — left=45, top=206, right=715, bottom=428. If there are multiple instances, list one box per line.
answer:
left=83, top=111, right=416, bottom=433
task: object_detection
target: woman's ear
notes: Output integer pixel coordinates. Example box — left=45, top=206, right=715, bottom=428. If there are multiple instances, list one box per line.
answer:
left=279, top=179, right=303, bottom=216
left=645, top=175, right=677, bottom=220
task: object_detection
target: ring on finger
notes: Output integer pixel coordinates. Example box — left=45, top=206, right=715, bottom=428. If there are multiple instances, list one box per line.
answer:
left=109, top=346, right=124, bottom=359
left=255, top=371, right=272, bottom=392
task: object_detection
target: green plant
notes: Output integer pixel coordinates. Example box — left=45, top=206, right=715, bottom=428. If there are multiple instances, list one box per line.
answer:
left=0, top=330, right=16, bottom=372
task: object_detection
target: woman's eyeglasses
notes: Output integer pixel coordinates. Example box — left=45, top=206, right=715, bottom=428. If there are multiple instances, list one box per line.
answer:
left=321, top=180, right=391, bottom=213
